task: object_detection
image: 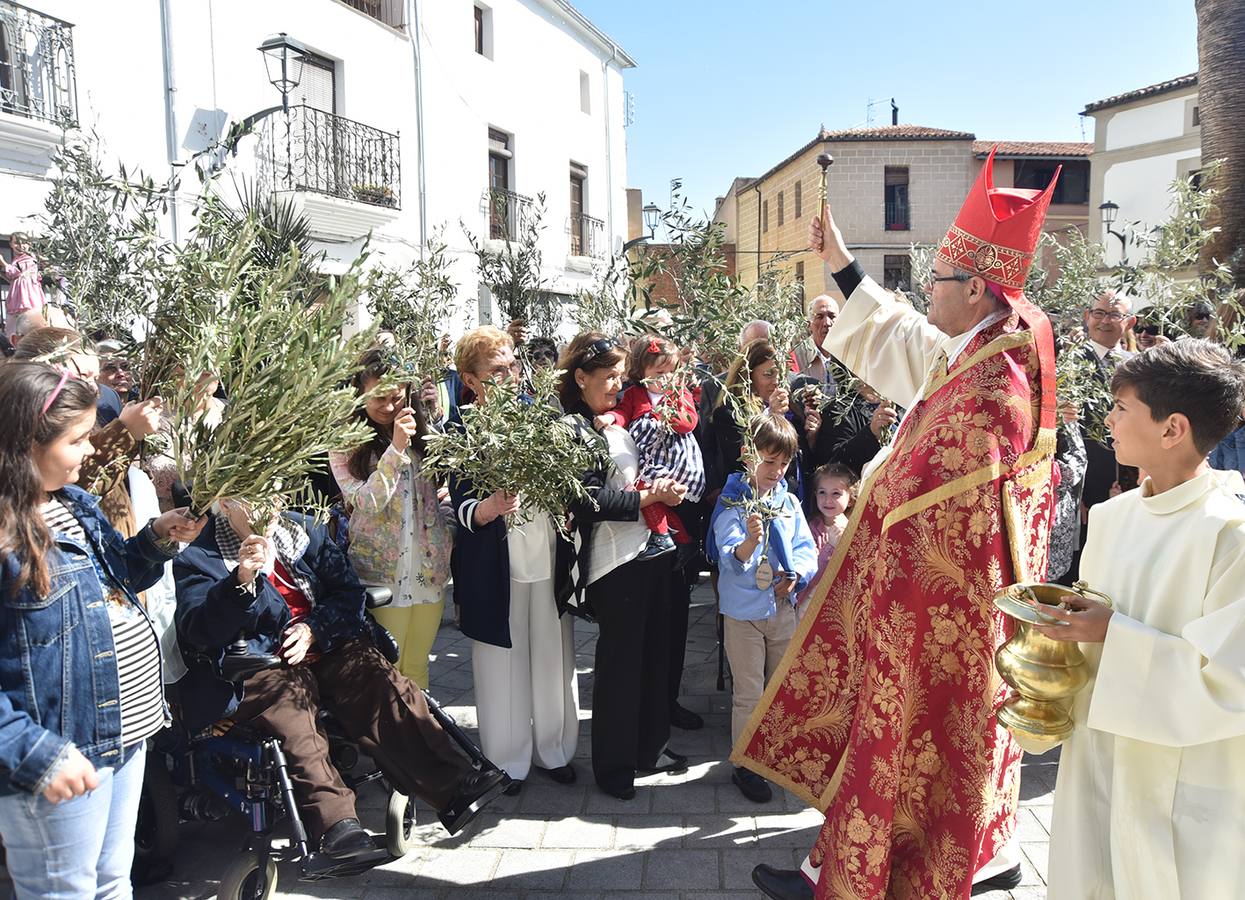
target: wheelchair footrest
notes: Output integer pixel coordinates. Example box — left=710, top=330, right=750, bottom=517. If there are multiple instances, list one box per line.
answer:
left=298, top=847, right=389, bottom=881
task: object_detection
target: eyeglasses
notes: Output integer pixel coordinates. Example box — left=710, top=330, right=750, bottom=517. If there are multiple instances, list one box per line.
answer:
left=1088, top=309, right=1127, bottom=322
left=102, top=360, right=131, bottom=373
left=926, top=273, right=972, bottom=286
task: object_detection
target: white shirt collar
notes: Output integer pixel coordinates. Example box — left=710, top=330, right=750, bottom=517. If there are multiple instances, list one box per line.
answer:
left=946, top=307, right=1011, bottom=365
left=1089, top=340, right=1116, bottom=360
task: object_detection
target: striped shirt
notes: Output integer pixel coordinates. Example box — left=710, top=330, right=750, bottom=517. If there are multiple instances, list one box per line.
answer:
left=40, top=497, right=165, bottom=746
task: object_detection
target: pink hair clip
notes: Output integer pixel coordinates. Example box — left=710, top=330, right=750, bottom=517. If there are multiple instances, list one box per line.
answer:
left=647, top=338, right=663, bottom=355
left=40, top=367, right=71, bottom=416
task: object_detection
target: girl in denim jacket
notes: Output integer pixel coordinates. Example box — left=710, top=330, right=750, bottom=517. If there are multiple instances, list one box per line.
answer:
left=0, top=362, right=202, bottom=899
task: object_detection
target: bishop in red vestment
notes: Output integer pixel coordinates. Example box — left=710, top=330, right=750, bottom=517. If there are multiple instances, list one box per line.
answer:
left=741, top=149, right=1061, bottom=900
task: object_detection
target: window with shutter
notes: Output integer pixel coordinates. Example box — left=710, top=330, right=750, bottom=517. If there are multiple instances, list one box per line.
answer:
left=288, top=53, right=335, bottom=113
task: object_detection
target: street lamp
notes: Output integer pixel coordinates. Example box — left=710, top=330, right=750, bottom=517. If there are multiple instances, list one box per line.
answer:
left=258, top=33, right=309, bottom=113
left=623, top=202, right=662, bottom=253
left=1098, top=200, right=1128, bottom=260
left=643, top=202, right=660, bottom=235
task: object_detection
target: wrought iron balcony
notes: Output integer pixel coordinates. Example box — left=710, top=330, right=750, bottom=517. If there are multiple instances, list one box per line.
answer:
left=489, top=188, right=534, bottom=241
left=0, top=1, right=77, bottom=126
left=339, top=0, right=405, bottom=28
left=570, top=212, right=604, bottom=257
left=260, top=104, right=400, bottom=210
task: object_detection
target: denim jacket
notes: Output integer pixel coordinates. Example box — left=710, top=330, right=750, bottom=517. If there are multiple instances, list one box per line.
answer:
left=0, top=485, right=174, bottom=797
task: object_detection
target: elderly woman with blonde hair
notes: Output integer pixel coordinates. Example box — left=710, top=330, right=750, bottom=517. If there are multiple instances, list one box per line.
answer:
left=448, top=325, right=579, bottom=794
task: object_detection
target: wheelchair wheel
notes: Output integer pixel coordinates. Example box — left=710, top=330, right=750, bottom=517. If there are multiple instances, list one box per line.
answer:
left=217, top=850, right=277, bottom=900
left=385, top=790, right=417, bottom=858
left=134, top=757, right=179, bottom=865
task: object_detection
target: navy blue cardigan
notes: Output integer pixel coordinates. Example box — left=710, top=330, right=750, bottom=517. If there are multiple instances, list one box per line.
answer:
left=173, top=513, right=369, bottom=733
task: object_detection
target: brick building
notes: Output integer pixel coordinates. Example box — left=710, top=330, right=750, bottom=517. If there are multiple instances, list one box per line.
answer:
left=714, top=125, right=1092, bottom=303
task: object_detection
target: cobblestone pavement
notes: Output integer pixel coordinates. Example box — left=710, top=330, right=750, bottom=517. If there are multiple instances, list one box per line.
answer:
left=4, top=580, right=1055, bottom=899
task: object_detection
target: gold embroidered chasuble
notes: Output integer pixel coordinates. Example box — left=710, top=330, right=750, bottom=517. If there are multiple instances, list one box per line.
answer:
left=735, top=276, right=1057, bottom=899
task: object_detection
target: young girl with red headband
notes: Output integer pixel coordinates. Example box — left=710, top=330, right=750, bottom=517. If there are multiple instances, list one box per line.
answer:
left=0, top=362, right=203, bottom=897
left=597, top=336, right=706, bottom=559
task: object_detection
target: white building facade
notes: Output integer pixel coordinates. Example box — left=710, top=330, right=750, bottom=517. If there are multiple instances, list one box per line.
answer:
left=1083, top=74, right=1200, bottom=267
left=0, top=0, right=634, bottom=333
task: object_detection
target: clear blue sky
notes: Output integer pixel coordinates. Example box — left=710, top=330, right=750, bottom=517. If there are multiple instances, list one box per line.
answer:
left=572, top=0, right=1199, bottom=231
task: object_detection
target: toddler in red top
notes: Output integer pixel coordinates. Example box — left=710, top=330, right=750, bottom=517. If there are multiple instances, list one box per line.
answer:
left=597, top=336, right=707, bottom=559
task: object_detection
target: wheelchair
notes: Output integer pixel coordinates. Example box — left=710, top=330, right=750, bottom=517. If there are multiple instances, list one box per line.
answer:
left=135, top=585, right=492, bottom=900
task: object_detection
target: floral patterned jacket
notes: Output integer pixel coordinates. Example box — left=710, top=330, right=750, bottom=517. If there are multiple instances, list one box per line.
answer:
left=329, top=445, right=452, bottom=606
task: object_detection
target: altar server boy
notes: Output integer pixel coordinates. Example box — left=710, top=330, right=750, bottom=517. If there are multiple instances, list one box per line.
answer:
left=1036, top=338, right=1245, bottom=900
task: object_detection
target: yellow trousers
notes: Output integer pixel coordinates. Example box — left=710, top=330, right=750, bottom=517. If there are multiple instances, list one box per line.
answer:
left=370, top=599, right=445, bottom=689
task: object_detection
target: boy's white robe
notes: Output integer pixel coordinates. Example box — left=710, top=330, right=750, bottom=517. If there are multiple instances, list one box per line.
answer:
left=1046, top=467, right=1245, bottom=899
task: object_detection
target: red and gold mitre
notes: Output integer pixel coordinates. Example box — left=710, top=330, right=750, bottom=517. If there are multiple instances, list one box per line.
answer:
left=936, top=146, right=1060, bottom=292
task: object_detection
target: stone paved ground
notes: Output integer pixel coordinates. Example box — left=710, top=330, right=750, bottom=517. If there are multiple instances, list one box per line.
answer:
left=3, top=580, right=1056, bottom=899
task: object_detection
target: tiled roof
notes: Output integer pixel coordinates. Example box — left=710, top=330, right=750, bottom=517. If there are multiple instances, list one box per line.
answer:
left=973, top=141, right=1094, bottom=158
left=750, top=124, right=975, bottom=186
left=820, top=124, right=975, bottom=141
left=1083, top=73, right=1197, bottom=113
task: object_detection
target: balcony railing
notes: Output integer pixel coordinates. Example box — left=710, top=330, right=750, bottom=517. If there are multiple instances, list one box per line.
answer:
left=884, top=199, right=910, bottom=231
left=339, top=0, right=405, bottom=28
left=260, top=104, right=401, bottom=210
left=0, top=1, right=77, bottom=126
left=489, top=188, right=534, bottom=241
left=570, top=212, right=604, bottom=257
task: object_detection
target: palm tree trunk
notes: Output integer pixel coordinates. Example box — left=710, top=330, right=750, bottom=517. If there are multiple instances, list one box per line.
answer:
left=1196, top=0, right=1245, bottom=284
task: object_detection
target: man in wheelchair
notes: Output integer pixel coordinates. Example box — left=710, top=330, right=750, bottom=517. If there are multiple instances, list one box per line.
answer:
left=173, top=498, right=507, bottom=860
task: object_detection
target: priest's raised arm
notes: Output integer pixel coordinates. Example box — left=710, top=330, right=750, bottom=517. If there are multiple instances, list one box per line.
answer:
left=809, top=207, right=945, bottom=408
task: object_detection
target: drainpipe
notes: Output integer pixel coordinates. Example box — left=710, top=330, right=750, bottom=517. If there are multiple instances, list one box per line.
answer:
left=158, top=0, right=180, bottom=243
left=754, top=182, right=762, bottom=282
left=407, top=0, right=428, bottom=258
left=601, top=46, right=617, bottom=256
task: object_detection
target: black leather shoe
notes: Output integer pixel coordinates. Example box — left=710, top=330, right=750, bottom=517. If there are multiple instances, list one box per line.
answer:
left=536, top=764, right=577, bottom=784
left=438, top=766, right=510, bottom=835
left=319, top=818, right=375, bottom=859
left=971, top=863, right=1022, bottom=895
left=669, top=702, right=704, bottom=731
left=752, top=864, right=813, bottom=900
left=639, top=749, right=688, bottom=775
left=732, top=766, right=773, bottom=803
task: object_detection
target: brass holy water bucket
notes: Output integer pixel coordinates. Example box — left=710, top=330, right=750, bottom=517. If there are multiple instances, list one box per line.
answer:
left=993, top=581, right=1112, bottom=752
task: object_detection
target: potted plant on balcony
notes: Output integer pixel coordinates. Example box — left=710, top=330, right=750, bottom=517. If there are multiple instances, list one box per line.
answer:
left=351, top=182, right=397, bottom=208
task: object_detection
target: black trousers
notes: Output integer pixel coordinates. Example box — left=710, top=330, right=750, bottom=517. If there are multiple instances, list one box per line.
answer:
left=588, top=553, right=672, bottom=792
left=667, top=497, right=708, bottom=707
left=667, top=563, right=692, bottom=707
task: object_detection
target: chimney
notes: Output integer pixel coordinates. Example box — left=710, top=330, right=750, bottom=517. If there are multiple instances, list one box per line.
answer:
left=891, top=98, right=899, bottom=126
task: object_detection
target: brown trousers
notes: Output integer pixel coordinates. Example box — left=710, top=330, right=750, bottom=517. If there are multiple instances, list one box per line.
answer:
left=233, top=639, right=470, bottom=839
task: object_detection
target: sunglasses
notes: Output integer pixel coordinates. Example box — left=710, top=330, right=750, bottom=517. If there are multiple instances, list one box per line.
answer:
left=580, top=338, right=622, bottom=364
left=1133, top=324, right=1159, bottom=336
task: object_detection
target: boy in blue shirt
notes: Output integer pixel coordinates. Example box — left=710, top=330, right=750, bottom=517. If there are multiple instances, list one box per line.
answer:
left=710, top=413, right=818, bottom=803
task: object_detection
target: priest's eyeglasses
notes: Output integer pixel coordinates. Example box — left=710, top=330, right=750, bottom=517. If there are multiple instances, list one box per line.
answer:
left=926, top=273, right=972, bottom=286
